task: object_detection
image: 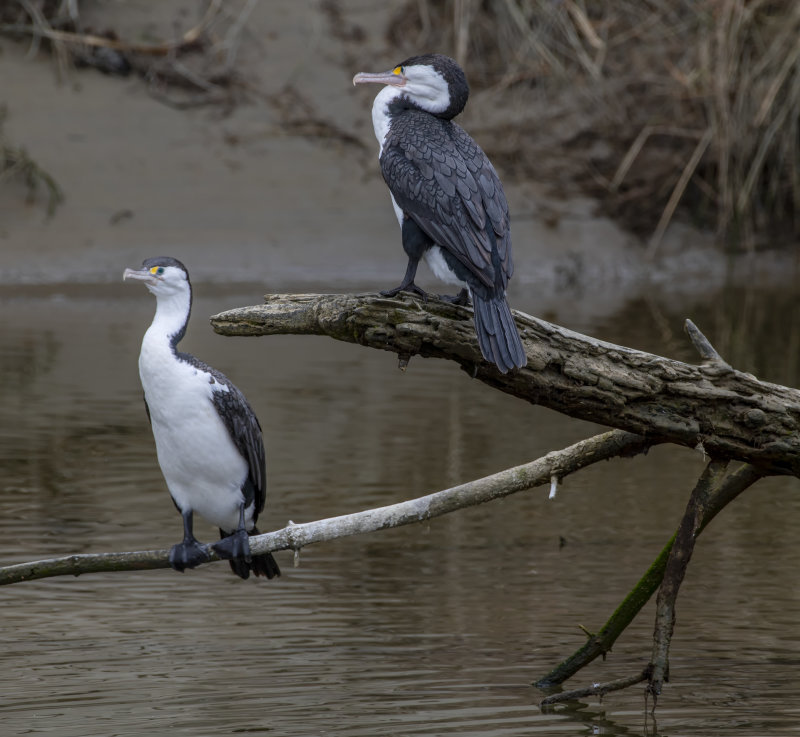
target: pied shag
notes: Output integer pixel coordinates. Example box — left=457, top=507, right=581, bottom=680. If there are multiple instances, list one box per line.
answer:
left=353, top=53, right=527, bottom=374
left=124, top=257, right=280, bottom=580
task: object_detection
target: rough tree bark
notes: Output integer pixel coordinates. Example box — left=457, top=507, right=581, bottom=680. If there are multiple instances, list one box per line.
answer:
left=208, top=291, right=797, bottom=704
left=211, top=293, right=800, bottom=475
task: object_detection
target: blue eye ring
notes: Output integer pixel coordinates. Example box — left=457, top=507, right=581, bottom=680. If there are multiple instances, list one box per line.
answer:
left=156, top=267, right=165, bottom=275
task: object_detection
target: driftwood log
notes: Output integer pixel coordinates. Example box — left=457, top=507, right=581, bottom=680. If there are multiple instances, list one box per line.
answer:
left=211, top=293, right=800, bottom=475
left=209, top=291, right=796, bottom=705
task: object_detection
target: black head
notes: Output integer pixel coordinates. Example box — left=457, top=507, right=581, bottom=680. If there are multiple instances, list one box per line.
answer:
left=140, top=256, right=188, bottom=273
left=353, top=53, right=470, bottom=120
left=123, top=256, right=193, bottom=346
left=396, top=54, right=469, bottom=119
left=123, top=256, right=192, bottom=301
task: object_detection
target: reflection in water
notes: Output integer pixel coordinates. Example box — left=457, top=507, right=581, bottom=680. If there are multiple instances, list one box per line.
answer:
left=1, top=284, right=799, bottom=736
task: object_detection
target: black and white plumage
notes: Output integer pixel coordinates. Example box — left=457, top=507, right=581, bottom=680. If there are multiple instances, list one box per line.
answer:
left=353, top=53, right=527, bottom=374
left=123, top=257, right=280, bottom=580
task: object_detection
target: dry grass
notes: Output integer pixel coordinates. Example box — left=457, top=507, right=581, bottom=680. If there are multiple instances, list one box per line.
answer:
left=390, top=0, right=800, bottom=251
left=0, top=106, right=63, bottom=217
left=0, top=0, right=259, bottom=108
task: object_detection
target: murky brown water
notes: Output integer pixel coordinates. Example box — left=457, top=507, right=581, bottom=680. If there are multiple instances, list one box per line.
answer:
left=1, top=280, right=799, bottom=736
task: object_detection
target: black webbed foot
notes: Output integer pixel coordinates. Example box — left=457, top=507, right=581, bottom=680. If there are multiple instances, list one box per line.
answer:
left=212, top=526, right=252, bottom=563
left=440, top=287, right=471, bottom=306
left=380, top=282, right=429, bottom=301
left=169, top=539, right=211, bottom=572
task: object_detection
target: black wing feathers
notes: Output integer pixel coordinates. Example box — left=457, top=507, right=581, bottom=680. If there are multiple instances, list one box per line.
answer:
left=380, top=111, right=511, bottom=291
left=177, top=353, right=265, bottom=520
left=380, top=108, right=526, bottom=373
left=210, top=378, right=265, bottom=518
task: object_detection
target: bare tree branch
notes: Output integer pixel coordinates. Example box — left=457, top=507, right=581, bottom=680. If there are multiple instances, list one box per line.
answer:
left=0, top=430, right=653, bottom=586
left=211, top=293, right=800, bottom=476
left=534, top=462, right=765, bottom=692
left=540, top=670, right=649, bottom=706
left=648, top=459, right=729, bottom=699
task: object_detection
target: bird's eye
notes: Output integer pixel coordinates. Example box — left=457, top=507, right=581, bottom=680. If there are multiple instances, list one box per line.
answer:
left=149, top=266, right=165, bottom=276
left=393, top=65, right=404, bottom=75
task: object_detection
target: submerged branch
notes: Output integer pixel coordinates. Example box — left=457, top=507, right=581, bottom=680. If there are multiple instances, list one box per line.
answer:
left=211, top=293, right=800, bottom=476
left=648, top=459, right=729, bottom=699
left=534, top=462, right=764, bottom=690
left=540, top=671, right=649, bottom=706
left=0, top=430, right=653, bottom=586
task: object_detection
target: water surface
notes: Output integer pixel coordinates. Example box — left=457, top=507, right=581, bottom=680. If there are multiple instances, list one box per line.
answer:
left=1, top=280, right=798, bottom=736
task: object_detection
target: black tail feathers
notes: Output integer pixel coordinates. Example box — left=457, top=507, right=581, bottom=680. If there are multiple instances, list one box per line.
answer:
left=472, top=294, right=527, bottom=374
left=220, top=527, right=281, bottom=580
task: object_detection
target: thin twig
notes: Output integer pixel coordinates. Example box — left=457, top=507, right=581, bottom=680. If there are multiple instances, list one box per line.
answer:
left=220, top=0, right=258, bottom=70
left=610, top=126, right=704, bottom=191
left=540, top=670, right=648, bottom=706
left=647, top=127, right=714, bottom=259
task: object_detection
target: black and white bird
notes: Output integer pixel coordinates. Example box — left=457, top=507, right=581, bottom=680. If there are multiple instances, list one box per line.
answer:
left=353, top=53, right=527, bottom=374
left=124, top=257, right=280, bottom=580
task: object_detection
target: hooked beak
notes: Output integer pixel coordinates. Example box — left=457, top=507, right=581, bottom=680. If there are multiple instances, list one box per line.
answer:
left=352, top=70, right=406, bottom=87
left=123, top=267, right=157, bottom=284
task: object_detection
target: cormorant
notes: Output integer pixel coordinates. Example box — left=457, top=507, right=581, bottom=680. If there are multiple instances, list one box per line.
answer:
left=124, top=257, right=280, bottom=580
left=353, top=53, right=527, bottom=374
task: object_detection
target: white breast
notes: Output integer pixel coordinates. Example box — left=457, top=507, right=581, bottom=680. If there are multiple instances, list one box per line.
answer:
left=139, top=331, right=251, bottom=533
left=424, top=246, right=466, bottom=287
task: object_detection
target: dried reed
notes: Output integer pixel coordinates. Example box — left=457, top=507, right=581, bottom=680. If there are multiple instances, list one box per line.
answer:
left=392, top=0, right=800, bottom=251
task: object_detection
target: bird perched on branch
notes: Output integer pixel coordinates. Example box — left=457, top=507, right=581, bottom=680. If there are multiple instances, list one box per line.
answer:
left=353, top=53, right=527, bottom=374
left=124, top=257, right=280, bottom=580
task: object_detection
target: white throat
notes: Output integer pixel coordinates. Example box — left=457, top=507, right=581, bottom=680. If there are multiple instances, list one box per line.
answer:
left=146, top=288, right=191, bottom=347
left=369, top=65, right=452, bottom=157
left=370, top=85, right=403, bottom=156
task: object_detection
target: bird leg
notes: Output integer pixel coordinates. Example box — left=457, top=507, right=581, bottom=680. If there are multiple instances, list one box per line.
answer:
left=169, top=510, right=211, bottom=572
left=212, top=502, right=252, bottom=563
left=439, top=287, right=471, bottom=306
left=380, top=257, right=429, bottom=301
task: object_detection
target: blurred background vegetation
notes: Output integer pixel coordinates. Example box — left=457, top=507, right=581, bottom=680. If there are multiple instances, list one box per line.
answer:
left=390, top=0, right=800, bottom=253
left=1, top=0, right=798, bottom=253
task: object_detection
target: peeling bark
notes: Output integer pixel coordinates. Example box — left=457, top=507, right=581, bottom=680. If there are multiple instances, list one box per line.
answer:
left=211, top=293, right=800, bottom=475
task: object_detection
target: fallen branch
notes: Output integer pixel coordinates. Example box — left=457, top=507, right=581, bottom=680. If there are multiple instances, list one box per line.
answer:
left=211, top=293, right=800, bottom=475
left=0, top=429, right=653, bottom=586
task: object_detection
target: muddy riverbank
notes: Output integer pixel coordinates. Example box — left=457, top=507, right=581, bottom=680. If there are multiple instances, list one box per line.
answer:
left=2, top=1, right=795, bottom=309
